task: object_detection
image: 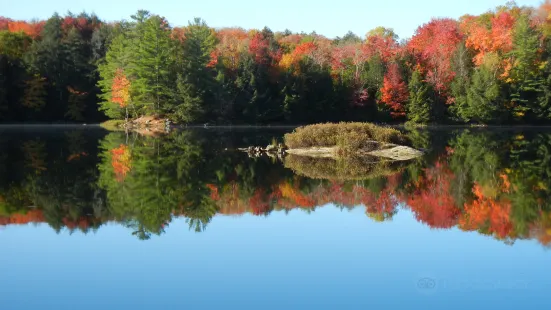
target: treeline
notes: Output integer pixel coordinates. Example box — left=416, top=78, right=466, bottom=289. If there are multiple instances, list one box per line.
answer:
left=0, top=13, right=107, bottom=122
left=4, top=2, right=551, bottom=124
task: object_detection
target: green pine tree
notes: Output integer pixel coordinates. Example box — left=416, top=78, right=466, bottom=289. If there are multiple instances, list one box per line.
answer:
left=1, top=31, right=34, bottom=119
left=538, top=62, right=551, bottom=120
left=131, top=15, right=175, bottom=115
left=175, top=73, right=205, bottom=122
left=536, top=35, right=551, bottom=121
left=98, top=11, right=176, bottom=119
left=449, top=43, right=474, bottom=123
left=25, top=13, right=66, bottom=105
left=64, top=28, right=94, bottom=121
left=407, top=70, right=433, bottom=124
left=91, top=24, right=115, bottom=62
left=508, top=14, right=545, bottom=122
left=174, top=18, right=218, bottom=123
left=0, top=55, right=7, bottom=118
left=464, top=66, right=504, bottom=124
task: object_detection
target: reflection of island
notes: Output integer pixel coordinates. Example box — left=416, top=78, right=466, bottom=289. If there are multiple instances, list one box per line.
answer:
left=1, top=129, right=551, bottom=246
left=246, top=123, right=422, bottom=180
left=284, top=154, right=413, bottom=180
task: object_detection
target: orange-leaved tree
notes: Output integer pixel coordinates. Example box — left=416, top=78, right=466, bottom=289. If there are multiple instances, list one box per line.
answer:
left=111, top=68, right=131, bottom=120
left=380, top=62, right=408, bottom=118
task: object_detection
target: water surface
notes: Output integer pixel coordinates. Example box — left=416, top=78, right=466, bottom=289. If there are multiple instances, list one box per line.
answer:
left=0, top=126, right=550, bottom=309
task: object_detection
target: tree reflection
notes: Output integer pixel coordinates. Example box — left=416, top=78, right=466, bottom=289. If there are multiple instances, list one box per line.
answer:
left=1, top=128, right=551, bottom=246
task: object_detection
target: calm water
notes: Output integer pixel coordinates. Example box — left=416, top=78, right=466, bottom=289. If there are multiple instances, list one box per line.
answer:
left=1, top=126, right=551, bottom=309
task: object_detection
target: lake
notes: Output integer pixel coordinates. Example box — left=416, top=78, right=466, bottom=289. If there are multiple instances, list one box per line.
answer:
left=0, top=126, right=550, bottom=309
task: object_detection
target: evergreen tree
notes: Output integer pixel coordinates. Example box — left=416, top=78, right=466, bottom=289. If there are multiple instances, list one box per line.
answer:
left=450, top=75, right=470, bottom=122
left=508, top=14, right=545, bottom=122
left=281, top=60, right=337, bottom=124
left=175, top=73, right=206, bottom=123
left=365, top=55, right=385, bottom=95
left=91, top=24, right=115, bottom=62
left=231, top=54, right=265, bottom=123
left=449, top=43, right=474, bottom=122
left=0, top=31, right=31, bottom=119
left=536, top=39, right=551, bottom=121
left=25, top=13, right=66, bottom=105
left=407, top=70, right=432, bottom=124
left=174, top=18, right=217, bottom=123
left=0, top=55, right=6, bottom=118
left=538, top=59, right=551, bottom=120
left=98, top=11, right=170, bottom=119
left=334, top=31, right=362, bottom=45
left=64, top=28, right=91, bottom=87
left=465, top=66, right=504, bottom=123
left=131, top=15, right=175, bottom=115
left=64, top=28, right=93, bottom=121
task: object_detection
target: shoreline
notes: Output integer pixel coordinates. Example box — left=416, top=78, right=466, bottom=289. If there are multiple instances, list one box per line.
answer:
left=3, top=123, right=551, bottom=130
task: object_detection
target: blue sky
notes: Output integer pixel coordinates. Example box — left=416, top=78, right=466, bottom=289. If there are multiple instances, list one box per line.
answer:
left=0, top=0, right=546, bottom=39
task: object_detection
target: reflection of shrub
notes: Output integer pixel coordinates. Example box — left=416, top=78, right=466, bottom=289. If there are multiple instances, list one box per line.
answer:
left=100, top=119, right=125, bottom=131
left=284, top=122, right=410, bottom=150
left=284, top=154, right=410, bottom=181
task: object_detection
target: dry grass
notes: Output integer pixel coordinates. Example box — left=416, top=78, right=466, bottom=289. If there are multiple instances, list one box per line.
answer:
left=284, top=123, right=410, bottom=154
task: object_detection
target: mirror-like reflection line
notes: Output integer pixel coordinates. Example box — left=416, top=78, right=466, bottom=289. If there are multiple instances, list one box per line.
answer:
left=1, top=128, right=551, bottom=246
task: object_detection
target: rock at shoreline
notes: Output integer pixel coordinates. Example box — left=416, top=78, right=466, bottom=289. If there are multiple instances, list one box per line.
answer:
left=365, top=145, right=423, bottom=161
left=266, top=144, right=276, bottom=152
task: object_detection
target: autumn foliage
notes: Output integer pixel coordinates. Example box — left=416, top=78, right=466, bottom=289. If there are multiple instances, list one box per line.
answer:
left=461, top=12, right=516, bottom=65
left=406, top=161, right=461, bottom=229
left=460, top=11, right=517, bottom=78
left=4, top=2, right=551, bottom=124
left=111, top=68, right=131, bottom=108
left=408, top=18, right=463, bottom=95
left=460, top=184, right=513, bottom=239
left=0, top=209, right=45, bottom=226
left=380, top=63, right=408, bottom=117
left=0, top=18, right=44, bottom=38
left=279, top=42, right=317, bottom=70
left=111, top=144, right=131, bottom=182
left=2, top=129, right=551, bottom=248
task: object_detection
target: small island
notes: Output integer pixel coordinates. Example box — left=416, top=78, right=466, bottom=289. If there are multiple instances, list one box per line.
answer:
left=240, top=123, right=423, bottom=180
left=100, top=116, right=172, bottom=136
left=241, top=122, right=423, bottom=161
left=283, top=123, right=422, bottom=161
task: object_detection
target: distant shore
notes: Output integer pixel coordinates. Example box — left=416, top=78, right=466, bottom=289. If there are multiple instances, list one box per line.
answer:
left=0, top=120, right=551, bottom=130
left=2, top=122, right=551, bottom=130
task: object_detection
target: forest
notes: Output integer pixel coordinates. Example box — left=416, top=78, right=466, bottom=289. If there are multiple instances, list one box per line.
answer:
left=3, top=2, right=551, bottom=124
